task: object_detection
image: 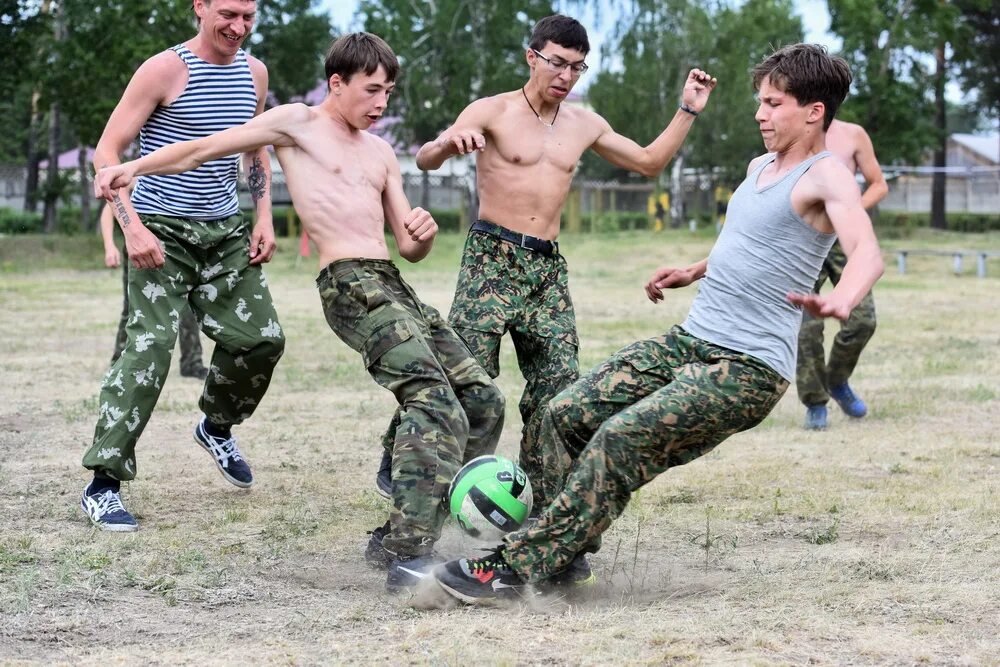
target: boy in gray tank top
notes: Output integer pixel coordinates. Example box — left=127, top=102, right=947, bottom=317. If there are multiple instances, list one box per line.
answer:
left=433, top=44, right=886, bottom=603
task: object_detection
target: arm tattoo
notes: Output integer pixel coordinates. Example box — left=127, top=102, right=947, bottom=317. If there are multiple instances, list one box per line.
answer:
left=248, top=156, right=268, bottom=203
left=111, top=192, right=131, bottom=228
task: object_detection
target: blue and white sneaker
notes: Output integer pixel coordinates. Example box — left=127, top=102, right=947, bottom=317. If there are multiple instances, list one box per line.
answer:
left=81, top=482, right=138, bottom=532
left=830, top=383, right=868, bottom=418
left=194, top=419, right=253, bottom=488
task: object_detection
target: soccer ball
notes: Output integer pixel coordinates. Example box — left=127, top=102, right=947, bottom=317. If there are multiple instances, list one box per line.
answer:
left=448, top=455, right=533, bottom=540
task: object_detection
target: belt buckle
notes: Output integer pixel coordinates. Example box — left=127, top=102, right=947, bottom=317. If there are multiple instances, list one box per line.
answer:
left=519, top=234, right=529, bottom=249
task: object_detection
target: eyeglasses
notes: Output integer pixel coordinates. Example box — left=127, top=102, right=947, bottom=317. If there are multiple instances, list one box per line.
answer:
left=531, top=49, right=589, bottom=76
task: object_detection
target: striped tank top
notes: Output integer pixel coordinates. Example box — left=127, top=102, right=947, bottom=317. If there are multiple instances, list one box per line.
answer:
left=682, top=151, right=837, bottom=381
left=131, top=45, right=258, bottom=221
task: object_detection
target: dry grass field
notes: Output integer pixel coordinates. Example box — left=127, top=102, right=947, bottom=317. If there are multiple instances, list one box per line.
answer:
left=1, top=228, right=998, bottom=665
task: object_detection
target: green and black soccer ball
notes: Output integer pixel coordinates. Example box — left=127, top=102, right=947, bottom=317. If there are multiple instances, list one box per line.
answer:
left=448, top=455, right=533, bottom=539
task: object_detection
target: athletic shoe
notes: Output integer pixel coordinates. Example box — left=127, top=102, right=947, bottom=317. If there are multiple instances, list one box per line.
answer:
left=375, top=449, right=392, bottom=499
left=80, top=482, right=138, bottom=532
left=542, top=554, right=596, bottom=588
left=830, top=383, right=868, bottom=418
left=385, top=553, right=443, bottom=593
left=804, top=404, right=828, bottom=430
left=434, top=547, right=527, bottom=604
left=193, top=419, right=253, bottom=488
left=365, top=520, right=394, bottom=569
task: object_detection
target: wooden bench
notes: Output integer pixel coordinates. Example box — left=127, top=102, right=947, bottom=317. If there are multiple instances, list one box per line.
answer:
left=896, top=249, right=1000, bottom=277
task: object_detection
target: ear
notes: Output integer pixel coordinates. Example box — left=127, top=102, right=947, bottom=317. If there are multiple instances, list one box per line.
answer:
left=193, top=0, right=208, bottom=22
left=806, top=101, right=825, bottom=125
left=525, top=48, right=536, bottom=68
left=329, top=73, right=342, bottom=95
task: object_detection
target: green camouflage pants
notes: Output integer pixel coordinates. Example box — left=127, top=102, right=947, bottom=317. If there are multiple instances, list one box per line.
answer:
left=317, top=259, right=504, bottom=557
left=113, top=244, right=205, bottom=375
left=503, top=326, right=788, bottom=583
left=447, top=228, right=580, bottom=509
left=83, top=214, right=285, bottom=481
left=796, top=240, right=877, bottom=406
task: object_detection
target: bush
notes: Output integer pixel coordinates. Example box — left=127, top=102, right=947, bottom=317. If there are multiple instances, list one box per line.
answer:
left=0, top=208, right=43, bottom=235
left=429, top=209, right=463, bottom=233
left=878, top=211, right=1000, bottom=234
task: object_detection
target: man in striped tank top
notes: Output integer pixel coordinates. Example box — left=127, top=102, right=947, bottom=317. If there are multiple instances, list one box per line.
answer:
left=81, top=0, right=284, bottom=532
left=432, top=44, right=886, bottom=604
left=95, top=33, right=505, bottom=593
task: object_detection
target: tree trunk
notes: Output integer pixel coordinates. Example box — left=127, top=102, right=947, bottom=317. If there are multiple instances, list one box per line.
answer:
left=23, top=0, right=52, bottom=213
left=78, top=144, right=91, bottom=231
left=24, top=97, right=42, bottom=213
left=420, top=169, right=431, bottom=211
left=43, top=102, right=60, bottom=233
left=930, top=42, right=947, bottom=230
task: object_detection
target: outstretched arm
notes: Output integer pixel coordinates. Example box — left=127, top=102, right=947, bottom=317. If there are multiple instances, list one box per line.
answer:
left=95, top=105, right=300, bottom=198
left=591, top=69, right=717, bottom=178
left=645, top=258, right=709, bottom=302
left=415, top=98, right=494, bottom=170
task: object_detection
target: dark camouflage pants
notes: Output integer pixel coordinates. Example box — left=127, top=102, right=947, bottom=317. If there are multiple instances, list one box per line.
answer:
left=83, top=214, right=285, bottom=481
left=447, top=228, right=579, bottom=508
left=317, top=259, right=504, bottom=557
left=502, top=326, right=788, bottom=583
left=796, top=240, right=877, bottom=406
left=113, top=244, right=205, bottom=375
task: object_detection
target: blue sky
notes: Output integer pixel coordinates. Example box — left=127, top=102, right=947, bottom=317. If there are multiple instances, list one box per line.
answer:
left=320, top=0, right=841, bottom=91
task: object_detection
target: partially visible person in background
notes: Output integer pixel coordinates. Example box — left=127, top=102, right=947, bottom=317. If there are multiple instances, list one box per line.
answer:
left=797, top=118, right=887, bottom=430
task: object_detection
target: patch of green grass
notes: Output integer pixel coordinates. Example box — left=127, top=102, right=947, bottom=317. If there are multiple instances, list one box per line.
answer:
left=804, top=519, right=839, bottom=545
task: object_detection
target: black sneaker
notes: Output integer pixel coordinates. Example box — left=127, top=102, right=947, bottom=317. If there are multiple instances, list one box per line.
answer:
left=375, top=449, right=392, bottom=499
left=385, top=553, right=443, bottom=593
left=365, top=520, right=394, bottom=569
left=80, top=481, right=138, bottom=532
left=541, top=554, right=597, bottom=589
left=193, top=418, right=253, bottom=488
left=434, top=547, right=527, bottom=604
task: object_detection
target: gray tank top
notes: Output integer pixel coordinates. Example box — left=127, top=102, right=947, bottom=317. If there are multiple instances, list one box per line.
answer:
left=682, top=151, right=836, bottom=381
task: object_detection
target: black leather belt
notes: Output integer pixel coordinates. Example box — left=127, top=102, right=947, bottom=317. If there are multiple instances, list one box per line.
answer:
left=470, top=220, right=558, bottom=257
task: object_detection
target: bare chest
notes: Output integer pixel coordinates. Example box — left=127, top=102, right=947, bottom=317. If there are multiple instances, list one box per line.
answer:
left=486, top=117, right=591, bottom=174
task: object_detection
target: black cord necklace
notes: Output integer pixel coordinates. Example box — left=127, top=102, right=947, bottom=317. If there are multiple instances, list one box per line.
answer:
left=521, top=86, right=560, bottom=128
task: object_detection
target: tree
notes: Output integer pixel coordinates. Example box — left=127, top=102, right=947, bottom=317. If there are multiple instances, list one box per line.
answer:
left=251, top=0, right=335, bottom=104
left=582, top=0, right=803, bottom=216
left=951, top=0, right=999, bottom=130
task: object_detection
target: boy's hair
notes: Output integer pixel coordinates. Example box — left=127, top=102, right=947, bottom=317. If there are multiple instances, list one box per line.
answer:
left=324, top=32, right=399, bottom=84
left=529, top=14, right=590, bottom=55
left=752, top=44, right=852, bottom=130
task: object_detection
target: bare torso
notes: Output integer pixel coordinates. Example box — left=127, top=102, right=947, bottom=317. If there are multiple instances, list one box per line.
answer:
left=476, top=91, right=604, bottom=240
left=824, top=120, right=859, bottom=173
left=275, top=105, right=394, bottom=267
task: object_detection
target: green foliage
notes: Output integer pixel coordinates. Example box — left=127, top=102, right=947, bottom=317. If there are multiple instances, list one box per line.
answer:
left=44, top=1, right=194, bottom=148
left=951, top=0, right=1000, bottom=120
left=428, top=209, right=463, bottom=233
left=251, top=0, right=335, bottom=104
left=0, top=207, right=43, bottom=235
left=359, top=0, right=554, bottom=147
left=878, top=211, right=1000, bottom=234
left=582, top=0, right=803, bottom=186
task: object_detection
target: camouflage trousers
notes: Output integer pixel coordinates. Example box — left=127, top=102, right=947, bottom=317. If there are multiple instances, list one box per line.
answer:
left=447, top=226, right=579, bottom=509
left=503, top=326, right=788, bottom=583
left=796, top=240, right=877, bottom=406
left=113, top=244, right=205, bottom=375
left=83, top=214, right=285, bottom=481
left=317, top=259, right=504, bottom=557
